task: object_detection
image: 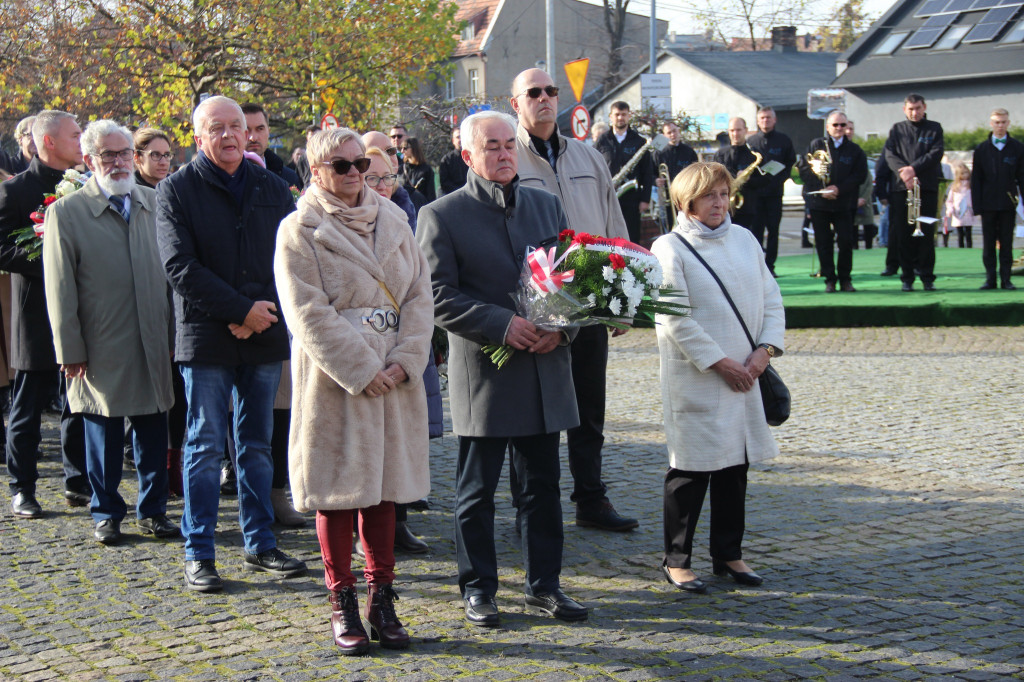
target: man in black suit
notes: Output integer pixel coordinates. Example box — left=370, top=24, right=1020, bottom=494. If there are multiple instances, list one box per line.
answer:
left=797, top=110, right=868, bottom=293
left=438, top=127, right=468, bottom=196
left=971, top=108, right=1024, bottom=290
left=747, top=107, right=796, bottom=275
left=714, top=117, right=769, bottom=234
left=595, top=101, right=654, bottom=244
left=0, top=110, right=90, bottom=518
left=418, top=111, right=587, bottom=628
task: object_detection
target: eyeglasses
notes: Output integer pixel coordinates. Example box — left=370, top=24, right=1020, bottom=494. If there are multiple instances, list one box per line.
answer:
left=365, top=173, right=398, bottom=188
left=323, top=157, right=371, bottom=175
left=140, top=150, right=173, bottom=161
left=385, top=146, right=398, bottom=156
left=830, top=122, right=848, bottom=128
left=96, top=148, right=134, bottom=163
left=517, top=85, right=559, bottom=99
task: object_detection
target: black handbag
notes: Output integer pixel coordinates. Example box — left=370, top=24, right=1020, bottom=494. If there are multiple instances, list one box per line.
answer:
left=672, top=233, right=791, bottom=426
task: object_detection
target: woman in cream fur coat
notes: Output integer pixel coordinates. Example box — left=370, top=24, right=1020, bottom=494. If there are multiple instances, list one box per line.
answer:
left=651, top=162, right=785, bottom=595
left=274, top=128, right=433, bottom=655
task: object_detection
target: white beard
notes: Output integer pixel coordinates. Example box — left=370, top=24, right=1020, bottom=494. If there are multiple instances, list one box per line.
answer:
left=96, top=171, right=135, bottom=197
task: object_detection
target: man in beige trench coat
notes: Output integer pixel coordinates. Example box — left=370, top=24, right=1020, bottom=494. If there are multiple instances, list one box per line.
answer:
left=43, top=120, right=177, bottom=545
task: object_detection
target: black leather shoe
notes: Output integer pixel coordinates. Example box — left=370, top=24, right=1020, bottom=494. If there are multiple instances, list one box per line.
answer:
left=464, top=594, right=500, bottom=627
left=219, top=466, right=237, bottom=496
left=980, top=281, right=997, bottom=290
left=824, top=281, right=836, bottom=293
left=407, top=498, right=430, bottom=511
left=661, top=564, right=708, bottom=594
left=11, top=492, right=42, bottom=518
left=138, top=514, right=180, bottom=539
left=525, top=589, right=588, bottom=622
left=840, top=282, right=856, bottom=292
left=1002, top=281, right=1016, bottom=290
left=923, top=282, right=936, bottom=291
left=185, top=559, right=223, bottom=592
left=64, top=487, right=90, bottom=507
left=242, top=548, right=307, bottom=577
left=576, top=501, right=639, bottom=532
left=394, top=521, right=430, bottom=554
left=880, top=269, right=896, bottom=276
left=901, top=282, right=913, bottom=292
left=712, top=560, right=763, bottom=586
left=94, top=519, right=122, bottom=545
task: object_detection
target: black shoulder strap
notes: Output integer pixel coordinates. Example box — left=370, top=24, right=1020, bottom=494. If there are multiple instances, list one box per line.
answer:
left=672, top=232, right=757, bottom=352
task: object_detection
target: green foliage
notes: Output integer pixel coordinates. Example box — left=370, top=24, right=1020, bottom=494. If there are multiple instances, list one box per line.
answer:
left=855, top=126, right=1024, bottom=156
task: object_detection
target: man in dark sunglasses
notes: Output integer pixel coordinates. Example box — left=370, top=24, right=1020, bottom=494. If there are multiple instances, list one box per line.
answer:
left=511, top=68, right=637, bottom=534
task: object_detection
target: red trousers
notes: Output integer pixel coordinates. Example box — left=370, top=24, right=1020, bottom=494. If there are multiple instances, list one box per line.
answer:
left=316, top=502, right=396, bottom=590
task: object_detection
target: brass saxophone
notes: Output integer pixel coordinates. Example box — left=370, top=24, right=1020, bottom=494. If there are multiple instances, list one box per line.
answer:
left=729, top=147, right=764, bottom=212
left=612, top=134, right=670, bottom=198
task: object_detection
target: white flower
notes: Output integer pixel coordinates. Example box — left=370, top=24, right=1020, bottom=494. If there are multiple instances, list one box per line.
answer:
left=602, top=286, right=611, bottom=295
left=608, top=297, right=622, bottom=316
left=626, top=301, right=638, bottom=317
left=587, top=293, right=597, bottom=306
left=620, top=267, right=635, bottom=286
left=649, top=289, right=660, bottom=301
left=602, top=265, right=616, bottom=283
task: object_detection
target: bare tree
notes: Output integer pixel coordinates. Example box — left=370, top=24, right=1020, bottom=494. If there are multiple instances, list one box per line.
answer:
left=697, top=0, right=815, bottom=50
left=601, top=0, right=629, bottom=90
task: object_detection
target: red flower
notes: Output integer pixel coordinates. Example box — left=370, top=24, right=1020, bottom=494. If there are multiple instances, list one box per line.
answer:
left=559, top=229, right=575, bottom=242
left=573, top=232, right=597, bottom=245
left=609, top=253, right=626, bottom=270
left=43, top=195, right=57, bottom=206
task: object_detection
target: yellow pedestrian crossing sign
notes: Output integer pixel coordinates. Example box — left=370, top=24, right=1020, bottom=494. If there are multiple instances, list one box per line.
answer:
left=564, top=58, right=589, bottom=103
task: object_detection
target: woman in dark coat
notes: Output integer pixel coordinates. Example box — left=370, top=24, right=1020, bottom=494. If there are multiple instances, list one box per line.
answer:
left=400, top=137, right=436, bottom=202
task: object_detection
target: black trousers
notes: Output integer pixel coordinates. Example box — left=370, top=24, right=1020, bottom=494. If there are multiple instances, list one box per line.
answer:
left=890, top=189, right=938, bottom=285
left=663, top=463, right=748, bottom=568
left=6, top=370, right=87, bottom=496
left=618, top=194, right=643, bottom=243
left=810, top=209, right=855, bottom=285
left=567, top=325, right=608, bottom=507
left=455, top=433, right=562, bottom=598
left=980, top=211, right=1016, bottom=285
left=749, top=194, right=783, bottom=270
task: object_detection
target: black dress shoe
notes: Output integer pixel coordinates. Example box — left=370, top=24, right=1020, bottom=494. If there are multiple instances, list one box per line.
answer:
left=525, top=589, right=588, bottom=622
left=712, top=560, right=763, bottom=586
left=1002, top=281, right=1016, bottom=290
left=138, top=514, right=180, bottom=538
left=980, top=281, right=997, bottom=290
left=923, top=282, right=936, bottom=291
left=394, top=521, right=430, bottom=553
left=576, top=501, right=639, bottom=532
left=219, top=466, right=237, bottom=496
left=901, top=282, right=913, bottom=292
left=242, top=547, right=307, bottom=577
left=880, top=269, right=897, bottom=276
left=407, top=498, right=430, bottom=511
left=464, top=594, right=500, bottom=627
left=661, top=564, right=707, bottom=594
left=824, top=281, right=836, bottom=293
left=94, top=519, right=122, bottom=545
left=185, top=559, right=223, bottom=592
left=840, top=282, right=856, bottom=293
left=64, top=487, right=90, bottom=507
left=11, top=492, right=42, bottom=518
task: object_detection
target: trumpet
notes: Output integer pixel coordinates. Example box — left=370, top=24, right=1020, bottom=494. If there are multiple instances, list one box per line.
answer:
left=806, top=147, right=832, bottom=186
left=908, top=177, right=924, bottom=237
left=729, top=147, right=764, bottom=212
left=656, top=163, right=675, bottom=233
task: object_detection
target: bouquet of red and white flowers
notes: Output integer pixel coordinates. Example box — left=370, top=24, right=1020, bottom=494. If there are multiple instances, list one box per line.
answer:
left=13, top=169, right=92, bottom=260
left=482, top=229, right=688, bottom=367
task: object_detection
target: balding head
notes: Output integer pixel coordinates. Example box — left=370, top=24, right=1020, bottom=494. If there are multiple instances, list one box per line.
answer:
left=727, top=117, right=748, bottom=146
left=362, top=131, right=390, bottom=150
left=510, top=68, right=559, bottom=137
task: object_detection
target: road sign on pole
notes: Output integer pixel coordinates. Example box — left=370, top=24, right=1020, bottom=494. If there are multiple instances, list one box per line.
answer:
left=565, top=58, right=590, bottom=103
left=320, top=113, right=339, bottom=130
left=570, top=105, right=591, bottom=141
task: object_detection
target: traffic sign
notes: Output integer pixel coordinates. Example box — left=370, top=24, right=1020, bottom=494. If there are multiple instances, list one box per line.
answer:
left=564, top=58, right=590, bottom=103
left=570, top=105, right=591, bottom=141
left=320, top=113, right=339, bottom=130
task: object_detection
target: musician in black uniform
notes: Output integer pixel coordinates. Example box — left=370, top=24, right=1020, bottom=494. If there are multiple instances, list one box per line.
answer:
left=971, top=108, right=1024, bottom=290
left=747, top=107, right=796, bottom=275
left=797, top=110, right=867, bottom=293
left=713, top=117, right=769, bottom=232
left=883, top=93, right=944, bottom=292
left=595, top=101, right=654, bottom=244
left=654, top=121, right=698, bottom=182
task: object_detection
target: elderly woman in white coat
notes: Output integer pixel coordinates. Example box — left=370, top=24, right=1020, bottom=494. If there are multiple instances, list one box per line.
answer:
left=274, top=128, right=433, bottom=655
left=650, top=161, right=785, bottom=594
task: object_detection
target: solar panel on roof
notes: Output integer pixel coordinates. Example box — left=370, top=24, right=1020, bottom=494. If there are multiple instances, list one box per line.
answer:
left=904, top=26, right=948, bottom=46
left=945, top=0, right=974, bottom=9
left=970, top=0, right=1000, bottom=10
left=998, top=0, right=1023, bottom=6
left=916, top=0, right=950, bottom=16
left=981, top=5, right=1021, bottom=21
left=923, top=13, right=957, bottom=26
left=963, top=21, right=1006, bottom=40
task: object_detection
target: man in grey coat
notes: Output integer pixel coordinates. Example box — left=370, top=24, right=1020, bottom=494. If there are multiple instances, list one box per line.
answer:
left=43, top=120, right=177, bottom=545
left=418, top=111, right=587, bottom=628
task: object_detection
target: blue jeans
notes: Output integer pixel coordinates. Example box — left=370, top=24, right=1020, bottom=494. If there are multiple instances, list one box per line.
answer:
left=180, top=362, right=281, bottom=561
left=83, top=412, right=167, bottom=523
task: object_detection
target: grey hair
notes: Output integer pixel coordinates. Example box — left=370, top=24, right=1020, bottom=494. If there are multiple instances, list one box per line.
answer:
left=81, top=120, right=134, bottom=158
left=31, top=110, right=77, bottom=151
left=306, top=127, right=365, bottom=167
left=15, top=116, right=35, bottom=140
left=460, top=111, right=517, bottom=153
left=826, top=109, right=847, bottom=124
left=192, top=95, right=243, bottom=135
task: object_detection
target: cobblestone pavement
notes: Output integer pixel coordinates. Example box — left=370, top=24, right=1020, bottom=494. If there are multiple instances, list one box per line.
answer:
left=2, top=327, right=1022, bottom=680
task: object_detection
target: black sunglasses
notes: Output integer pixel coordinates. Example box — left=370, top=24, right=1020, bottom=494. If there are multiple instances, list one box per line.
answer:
left=324, top=157, right=371, bottom=175
left=830, top=122, right=848, bottom=128
left=519, top=85, right=559, bottom=99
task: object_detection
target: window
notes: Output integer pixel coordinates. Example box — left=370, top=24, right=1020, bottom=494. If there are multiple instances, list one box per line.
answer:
left=873, top=31, right=910, bottom=54
left=445, top=74, right=455, bottom=100
left=934, top=24, right=971, bottom=47
left=1002, top=17, right=1024, bottom=41
left=468, top=68, right=479, bottom=96
left=461, top=23, right=475, bottom=41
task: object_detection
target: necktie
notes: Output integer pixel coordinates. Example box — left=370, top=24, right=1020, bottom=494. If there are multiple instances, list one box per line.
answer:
left=108, top=194, right=129, bottom=223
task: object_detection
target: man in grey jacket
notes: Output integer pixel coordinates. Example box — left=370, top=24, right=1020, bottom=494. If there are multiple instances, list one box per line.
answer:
left=511, top=67, right=637, bottom=533
left=418, top=111, right=587, bottom=627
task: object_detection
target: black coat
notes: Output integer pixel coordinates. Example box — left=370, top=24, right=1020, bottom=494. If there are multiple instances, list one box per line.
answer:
left=971, top=134, right=1024, bottom=213
left=884, top=117, right=944, bottom=192
left=747, top=129, right=796, bottom=196
left=595, top=128, right=654, bottom=203
left=0, top=157, right=67, bottom=369
left=263, top=148, right=302, bottom=190
left=403, top=163, right=436, bottom=202
left=156, top=154, right=292, bottom=366
left=797, top=137, right=867, bottom=212
left=714, top=144, right=770, bottom=198
left=438, top=149, right=468, bottom=195
left=654, top=143, right=698, bottom=183
left=0, top=150, right=29, bottom=177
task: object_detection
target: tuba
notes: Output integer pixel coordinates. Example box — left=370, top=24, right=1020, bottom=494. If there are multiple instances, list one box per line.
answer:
left=729, top=146, right=764, bottom=212
left=908, top=177, right=924, bottom=237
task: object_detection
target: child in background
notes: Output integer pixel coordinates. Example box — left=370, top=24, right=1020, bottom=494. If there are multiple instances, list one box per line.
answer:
left=944, top=162, right=975, bottom=248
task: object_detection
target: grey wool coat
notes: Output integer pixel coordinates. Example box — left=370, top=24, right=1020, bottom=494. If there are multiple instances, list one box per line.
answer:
left=417, top=170, right=579, bottom=438
left=42, top=178, right=173, bottom=417
left=274, top=185, right=433, bottom=512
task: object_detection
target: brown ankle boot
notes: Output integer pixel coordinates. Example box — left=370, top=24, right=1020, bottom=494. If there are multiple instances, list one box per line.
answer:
left=328, top=587, right=369, bottom=655
left=167, top=449, right=183, bottom=497
left=365, top=583, right=410, bottom=649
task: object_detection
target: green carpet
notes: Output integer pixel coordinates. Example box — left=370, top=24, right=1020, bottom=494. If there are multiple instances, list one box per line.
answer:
left=776, top=247, right=1024, bottom=327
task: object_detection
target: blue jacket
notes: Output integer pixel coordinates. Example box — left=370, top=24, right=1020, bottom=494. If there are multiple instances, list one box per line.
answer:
left=156, top=153, right=293, bottom=365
